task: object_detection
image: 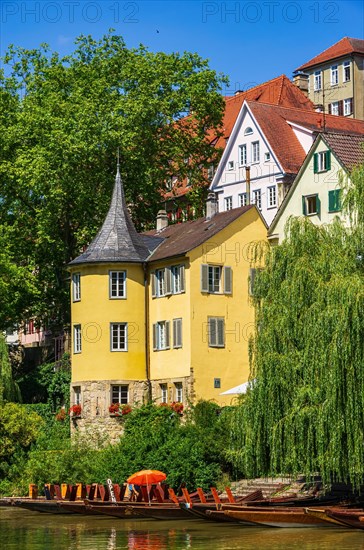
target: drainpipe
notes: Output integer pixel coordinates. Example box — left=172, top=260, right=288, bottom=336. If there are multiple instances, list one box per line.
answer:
left=143, top=263, right=152, bottom=402
left=246, top=166, right=251, bottom=205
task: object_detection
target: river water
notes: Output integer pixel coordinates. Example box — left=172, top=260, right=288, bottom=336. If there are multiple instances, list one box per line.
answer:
left=1, top=507, right=363, bottom=550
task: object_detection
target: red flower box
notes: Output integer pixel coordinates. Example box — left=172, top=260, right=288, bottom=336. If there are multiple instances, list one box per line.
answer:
left=69, top=404, right=82, bottom=417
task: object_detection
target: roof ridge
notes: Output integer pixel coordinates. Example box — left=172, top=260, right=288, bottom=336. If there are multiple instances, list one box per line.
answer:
left=224, top=74, right=287, bottom=101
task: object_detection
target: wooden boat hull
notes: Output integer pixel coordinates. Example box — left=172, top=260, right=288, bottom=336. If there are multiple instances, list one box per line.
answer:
left=327, top=509, right=364, bottom=529
left=128, top=505, right=192, bottom=520
left=225, top=508, right=336, bottom=528
left=304, top=508, right=347, bottom=526
left=12, top=499, right=73, bottom=514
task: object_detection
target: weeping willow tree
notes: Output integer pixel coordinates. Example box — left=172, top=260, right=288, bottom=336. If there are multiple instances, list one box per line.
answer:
left=0, top=333, right=21, bottom=403
left=230, top=163, right=364, bottom=488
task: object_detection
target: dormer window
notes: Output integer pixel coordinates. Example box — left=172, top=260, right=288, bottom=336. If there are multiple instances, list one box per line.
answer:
left=244, top=127, right=253, bottom=136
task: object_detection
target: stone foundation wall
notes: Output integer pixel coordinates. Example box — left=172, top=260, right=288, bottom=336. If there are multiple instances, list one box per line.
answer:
left=149, top=370, right=195, bottom=405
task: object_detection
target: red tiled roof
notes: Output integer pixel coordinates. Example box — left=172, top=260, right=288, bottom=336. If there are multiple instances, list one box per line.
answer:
left=144, top=205, right=255, bottom=262
left=296, top=37, right=364, bottom=72
left=165, top=75, right=314, bottom=200
left=247, top=102, right=364, bottom=174
left=323, top=133, right=364, bottom=171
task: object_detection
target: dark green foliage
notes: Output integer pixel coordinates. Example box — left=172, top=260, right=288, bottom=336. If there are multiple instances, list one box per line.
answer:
left=0, top=334, right=21, bottom=403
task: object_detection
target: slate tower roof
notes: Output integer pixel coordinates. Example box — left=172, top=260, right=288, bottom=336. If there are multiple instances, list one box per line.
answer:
left=70, top=163, right=150, bottom=266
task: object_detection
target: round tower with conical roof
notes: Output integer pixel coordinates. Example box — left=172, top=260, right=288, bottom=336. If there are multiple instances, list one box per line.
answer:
left=68, top=162, right=149, bottom=439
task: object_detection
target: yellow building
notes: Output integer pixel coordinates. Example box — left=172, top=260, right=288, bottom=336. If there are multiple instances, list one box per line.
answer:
left=69, top=164, right=267, bottom=435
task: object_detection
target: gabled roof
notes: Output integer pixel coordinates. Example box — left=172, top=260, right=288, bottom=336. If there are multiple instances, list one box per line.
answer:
left=268, top=131, right=364, bottom=235
left=295, top=37, right=364, bottom=72
left=322, top=133, right=364, bottom=171
left=70, top=165, right=150, bottom=266
left=144, top=205, right=259, bottom=262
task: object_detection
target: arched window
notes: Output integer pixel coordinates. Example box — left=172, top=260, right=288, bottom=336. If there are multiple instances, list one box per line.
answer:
left=244, top=127, right=253, bottom=136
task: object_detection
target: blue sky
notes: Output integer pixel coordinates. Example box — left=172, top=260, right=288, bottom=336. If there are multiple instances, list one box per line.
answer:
left=1, top=1, right=363, bottom=94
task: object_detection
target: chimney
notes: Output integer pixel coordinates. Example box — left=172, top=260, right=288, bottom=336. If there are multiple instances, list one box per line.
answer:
left=156, top=210, right=168, bottom=231
left=245, top=166, right=251, bottom=205
left=206, top=192, right=218, bottom=220
left=293, top=73, right=309, bottom=96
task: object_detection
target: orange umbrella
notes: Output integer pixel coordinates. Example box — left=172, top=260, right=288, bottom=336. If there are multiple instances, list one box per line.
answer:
left=127, top=469, right=167, bottom=486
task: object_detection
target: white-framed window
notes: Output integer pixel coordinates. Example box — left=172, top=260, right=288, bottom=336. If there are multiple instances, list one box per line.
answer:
left=264, top=152, right=271, bottom=162
left=252, top=189, right=262, bottom=210
left=109, top=271, right=126, bottom=299
left=302, top=194, right=320, bottom=216
left=73, top=324, right=81, bottom=354
left=73, top=386, right=81, bottom=405
left=267, top=186, right=277, bottom=208
left=72, top=273, right=81, bottom=302
left=227, top=160, right=234, bottom=171
left=171, top=265, right=185, bottom=294
left=244, top=127, right=253, bottom=136
left=153, top=321, right=170, bottom=351
left=207, top=317, right=225, bottom=348
left=344, top=98, right=353, bottom=116
left=314, top=151, right=331, bottom=173
left=173, top=318, right=183, bottom=349
left=110, top=323, right=128, bottom=351
left=239, top=144, right=247, bottom=166
left=331, top=65, right=338, bottom=85
left=330, top=101, right=339, bottom=115
left=343, top=60, right=351, bottom=82
left=175, top=382, right=183, bottom=402
left=314, top=70, right=322, bottom=91
left=201, top=265, right=232, bottom=294
left=239, top=193, right=247, bottom=207
left=111, top=384, right=128, bottom=404
left=155, top=268, right=166, bottom=297
left=252, top=141, right=260, bottom=163
left=160, top=383, right=168, bottom=403
left=225, top=196, right=233, bottom=211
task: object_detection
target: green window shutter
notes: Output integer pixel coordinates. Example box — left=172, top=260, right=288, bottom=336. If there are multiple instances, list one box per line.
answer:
left=224, top=266, right=232, bottom=294
left=328, top=190, right=335, bottom=212
left=249, top=268, right=256, bottom=296
left=151, top=272, right=156, bottom=297
left=302, top=196, right=307, bottom=216
left=326, top=151, right=331, bottom=170
left=217, top=318, right=225, bottom=347
left=180, top=265, right=185, bottom=292
left=313, top=153, right=318, bottom=174
left=201, top=264, right=208, bottom=292
left=328, top=189, right=341, bottom=212
left=316, top=195, right=321, bottom=216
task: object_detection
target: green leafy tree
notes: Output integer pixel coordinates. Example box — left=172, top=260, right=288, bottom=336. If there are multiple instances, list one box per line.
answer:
left=0, top=32, right=227, bottom=328
left=230, top=163, right=364, bottom=487
left=0, top=333, right=21, bottom=402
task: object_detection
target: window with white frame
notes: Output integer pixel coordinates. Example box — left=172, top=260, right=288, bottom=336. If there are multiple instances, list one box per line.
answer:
left=330, top=101, right=339, bottom=115
left=239, top=144, right=247, bottom=166
left=73, top=386, right=81, bottom=405
left=160, top=383, right=168, bottom=403
left=109, top=271, right=126, bottom=299
left=244, top=127, right=253, bottom=136
left=207, top=317, right=225, bottom=348
left=111, top=384, right=128, bottom=404
left=201, top=265, right=232, bottom=294
left=227, top=160, right=234, bottom=171
left=110, top=323, right=128, bottom=351
left=171, top=265, right=185, bottom=294
left=239, top=193, right=247, bottom=207
left=267, top=186, right=277, bottom=208
left=264, top=152, right=271, bottom=161
left=344, top=98, right=353, bottom=116
left=314, top=151, right=331, bottom=173
left=72, top=273, right=81, bottom=302
left=252, top=189, right=262, bottom=210
left=331, top=65, right=338, bottom=85
left=173, top=318, right=182, bottom=348
left=314, top=70, right=322, bottom=90
left=153, top=321, right=170, bottom=351
left=175, top=382, right=183, bottom=402
left=73, top=324, right=81, bottom=354
left=252, top=141, right=260, bottom=163
left=225, top=196, right=233, bottom=211
left=343, top=60, right=351, bottom=82
left=302, top=194, right=320, bottom=216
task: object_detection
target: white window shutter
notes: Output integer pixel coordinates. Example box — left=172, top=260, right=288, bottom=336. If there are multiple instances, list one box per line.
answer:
left=224, top=266, right=232, bottom=294
left=177, top=319, right=182, bottom=347
left=153, top=323, right=157, bottom=350
left=180, top=265, right=185, bottom=292
left=217, top=318, right=225, bottom=347
left=151, top=272, right=156, bottom=297
left=165, top=268, right=172, bottom=295
left=201, top=264, right=208, bottom=292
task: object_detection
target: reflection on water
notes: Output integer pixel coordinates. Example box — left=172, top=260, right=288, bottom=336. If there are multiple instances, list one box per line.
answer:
left=1, top=507, right=363, bottom=550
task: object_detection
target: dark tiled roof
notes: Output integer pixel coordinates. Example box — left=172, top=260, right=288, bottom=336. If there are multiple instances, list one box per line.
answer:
left=296, top=37, right=364, bottom=71
left=323, top=133, right=364, bottom=171
left=70, top=167, right=150, bottom=266
left=144, top=205, right=257, bottom=262
left=247, top=102, right=364, bottom=174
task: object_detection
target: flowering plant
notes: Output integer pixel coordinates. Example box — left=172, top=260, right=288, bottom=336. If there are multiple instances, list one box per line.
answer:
left=171, top=402, right=184, bottom=414
left=69, top=404, right=82, bottom=417
left=55, top=408, right=66, bottom=422
left=109, top=403, right=132, bottom=416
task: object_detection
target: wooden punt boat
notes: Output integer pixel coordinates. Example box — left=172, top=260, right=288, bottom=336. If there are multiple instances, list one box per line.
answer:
left=11, top=499, right=74, bottom=514
left=205, top=509, right=255, bottom=524
left=127, top=504, right=193, bottom=520
left=84, top=501, right=181, bottom=519
left=326, top=509, right=364, bottom=529
left=224, top=507, right=338, bottom=528
left=304, top=508, right=348, bottom=526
